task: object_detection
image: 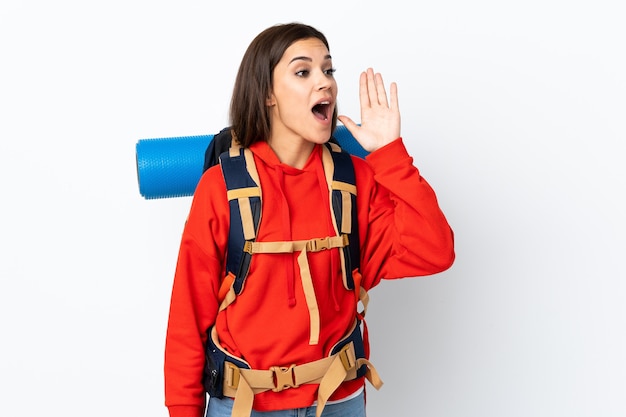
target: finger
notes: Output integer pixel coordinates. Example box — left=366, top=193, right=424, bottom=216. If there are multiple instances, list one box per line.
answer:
left=359, top=71, right=370, bottom=108
left=374, top=72, right=389, bottom=107
left=337, top=115, right=359, bottom=131
left=366, top=68, right=379, bottom=105
left=337, top=115, right=361, bottom=141
left=389, top=81, right=399, bottom=112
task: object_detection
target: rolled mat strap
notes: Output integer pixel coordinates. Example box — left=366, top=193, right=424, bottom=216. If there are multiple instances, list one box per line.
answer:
left=135, top=126, right=366, bottom=200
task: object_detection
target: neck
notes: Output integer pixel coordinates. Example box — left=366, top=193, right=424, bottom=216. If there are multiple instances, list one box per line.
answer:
left=267, top=134, right=315, bottom=169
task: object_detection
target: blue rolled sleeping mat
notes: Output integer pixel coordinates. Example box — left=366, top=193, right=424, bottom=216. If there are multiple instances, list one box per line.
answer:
left=135, top=125, right=367, bottom=200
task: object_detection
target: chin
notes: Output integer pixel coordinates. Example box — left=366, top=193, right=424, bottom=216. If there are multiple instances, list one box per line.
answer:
left=308, top=132, right=332, bottom=145
left=316, top=125, right=334, bottom=142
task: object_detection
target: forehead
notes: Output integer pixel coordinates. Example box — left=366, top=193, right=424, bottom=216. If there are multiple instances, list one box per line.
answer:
left=280, top=38, right=331, bottom=63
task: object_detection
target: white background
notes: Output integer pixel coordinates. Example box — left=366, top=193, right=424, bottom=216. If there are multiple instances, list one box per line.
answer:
left=1, top=1, right=625, bottom=416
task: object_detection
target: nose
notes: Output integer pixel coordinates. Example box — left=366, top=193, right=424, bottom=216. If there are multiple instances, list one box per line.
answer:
left=315, top=69, right=332, bottom=91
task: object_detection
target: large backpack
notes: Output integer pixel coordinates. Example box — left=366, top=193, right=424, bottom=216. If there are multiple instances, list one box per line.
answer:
left=201, top=129, right=383, bottom=415
left=203, top=128, right=364, bottom=322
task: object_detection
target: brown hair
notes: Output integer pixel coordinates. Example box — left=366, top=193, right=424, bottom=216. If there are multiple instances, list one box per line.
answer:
left=229, top=22, right=338, bottom=147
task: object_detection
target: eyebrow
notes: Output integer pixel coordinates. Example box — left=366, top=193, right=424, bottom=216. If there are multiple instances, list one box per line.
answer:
left=289, top=54, right=332, bottom=64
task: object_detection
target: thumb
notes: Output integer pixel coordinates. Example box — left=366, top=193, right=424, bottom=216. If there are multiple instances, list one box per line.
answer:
left=337, top=115, right=360, bottom=137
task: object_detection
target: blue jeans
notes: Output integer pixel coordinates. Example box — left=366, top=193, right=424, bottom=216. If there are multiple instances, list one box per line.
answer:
left=205, top=390, right=365, bottom=417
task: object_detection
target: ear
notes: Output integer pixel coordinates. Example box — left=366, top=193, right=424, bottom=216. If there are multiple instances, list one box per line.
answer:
left=266, top=94, right=276, bottom=106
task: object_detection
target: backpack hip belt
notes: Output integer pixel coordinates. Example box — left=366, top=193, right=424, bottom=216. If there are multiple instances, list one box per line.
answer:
left=206, top=319, right=383, bottom=417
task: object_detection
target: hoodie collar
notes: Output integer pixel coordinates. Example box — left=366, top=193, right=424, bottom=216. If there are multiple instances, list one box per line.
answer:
left=249, top=141, right=323, bottom=175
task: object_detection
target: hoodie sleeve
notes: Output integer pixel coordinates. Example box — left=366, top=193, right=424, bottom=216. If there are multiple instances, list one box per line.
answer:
left=164, top=166, right=230, bottom=417
left=356, top=138, right=455, bottom=290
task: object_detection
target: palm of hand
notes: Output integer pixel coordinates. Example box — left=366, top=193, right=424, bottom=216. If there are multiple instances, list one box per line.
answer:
left=338, top=68, right=401, bottom=152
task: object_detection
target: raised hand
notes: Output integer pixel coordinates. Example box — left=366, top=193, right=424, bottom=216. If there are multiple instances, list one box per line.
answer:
left=338, top=68, right=401, bottom=153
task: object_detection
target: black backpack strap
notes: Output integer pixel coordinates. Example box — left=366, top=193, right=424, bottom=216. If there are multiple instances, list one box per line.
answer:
left=324, top=142, right=360, bottom=290
left=219, top=145, right=262, bottom=295
left=204, top=127, right=233, bottom=172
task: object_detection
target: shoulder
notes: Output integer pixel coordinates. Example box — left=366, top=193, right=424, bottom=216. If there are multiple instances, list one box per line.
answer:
left=190, top=164, right=228, bottom=218
left=197, top=163, right=227, bottom=193
left=349, top=154, right=375, bottom=184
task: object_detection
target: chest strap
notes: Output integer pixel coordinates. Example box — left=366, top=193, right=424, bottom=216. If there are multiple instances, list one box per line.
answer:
left=219, top=234, right=349, bottom=345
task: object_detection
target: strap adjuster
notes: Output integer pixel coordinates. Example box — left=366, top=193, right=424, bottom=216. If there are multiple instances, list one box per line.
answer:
left=224, top=361, right=241, bottom=389
left=270, top=364, right=299, bottom=392
left=243, top=241, right=253, bottom=254
left=337, top=343, right=356, bottom=371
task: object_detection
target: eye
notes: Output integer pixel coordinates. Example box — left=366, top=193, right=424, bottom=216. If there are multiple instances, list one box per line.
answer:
left=295, top=69, right=310, bottom=77
left=324, top=67, right=337, bottom=76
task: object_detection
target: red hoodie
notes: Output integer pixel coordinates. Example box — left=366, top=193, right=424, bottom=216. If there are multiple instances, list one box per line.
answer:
left=164, top=138, right=455, bottom=417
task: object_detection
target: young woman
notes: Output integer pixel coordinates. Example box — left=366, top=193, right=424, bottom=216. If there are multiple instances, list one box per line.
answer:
left=164, top=22, right=455, bottom=417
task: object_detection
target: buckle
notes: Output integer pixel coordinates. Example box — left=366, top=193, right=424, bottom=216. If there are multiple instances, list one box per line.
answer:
left=270, top=364, right=299, bottom=392
left=309, top=237, right=330, bottom=252
left=337, top=343, right=356, bottom=371
left=243, top=241, right=253, bottom=254
left=224, top=362, right=241, bottom=389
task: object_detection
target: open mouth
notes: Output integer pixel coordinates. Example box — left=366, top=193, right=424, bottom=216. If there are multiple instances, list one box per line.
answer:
left=312, top=101, right=331, bottom=121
